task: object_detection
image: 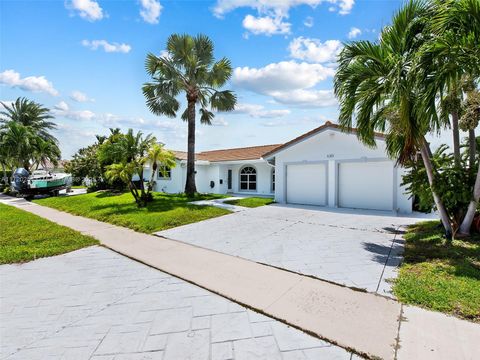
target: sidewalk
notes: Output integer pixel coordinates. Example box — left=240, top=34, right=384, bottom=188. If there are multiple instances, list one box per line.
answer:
left=1, top=194, right=478, bottom=360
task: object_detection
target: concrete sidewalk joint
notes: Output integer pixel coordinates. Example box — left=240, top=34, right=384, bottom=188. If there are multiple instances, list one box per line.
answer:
left=1, top=194, right=478, bottom=360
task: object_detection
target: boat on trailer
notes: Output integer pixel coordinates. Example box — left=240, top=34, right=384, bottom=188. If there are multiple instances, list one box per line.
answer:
left=12, top=168, right=72, bottom=198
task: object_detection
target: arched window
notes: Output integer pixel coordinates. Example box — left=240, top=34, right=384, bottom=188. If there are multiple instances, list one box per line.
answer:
left=240, top=166, right=256, bottom=191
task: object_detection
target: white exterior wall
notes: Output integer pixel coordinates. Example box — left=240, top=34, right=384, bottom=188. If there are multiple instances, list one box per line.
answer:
left=217, top=161, right=274, bottom=196
left=152, top=160, right=185, bottom=193
left=148, top=159, right=274, bottom=196
left=273, top=128, right=412, bottom=213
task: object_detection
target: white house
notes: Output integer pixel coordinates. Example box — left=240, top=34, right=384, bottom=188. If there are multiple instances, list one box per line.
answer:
left=144, top=121, right=413, bottom=213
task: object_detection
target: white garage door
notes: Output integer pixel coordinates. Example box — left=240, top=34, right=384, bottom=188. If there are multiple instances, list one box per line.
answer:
left=338, top=161, right=394, bottom=211
left=286, top=163, right=327, bottom=206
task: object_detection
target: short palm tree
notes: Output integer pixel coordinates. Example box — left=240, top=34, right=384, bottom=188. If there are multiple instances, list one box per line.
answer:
left=334, top=0, right=453, bottom=237
left=146, top=143, right=176, bottom=194
left=143, top=34, right=237, bottom=196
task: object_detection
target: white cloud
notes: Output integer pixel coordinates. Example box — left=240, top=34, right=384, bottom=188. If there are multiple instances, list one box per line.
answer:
left=303, top=16, right=314, bottom=27
left=0, top=69, right=59, bottom=96
left=213, top=0, right=355, bottom=18
left=233, top=61, right=335, bottom=93
left=66, top=0, right=104, bottom=21
left=53, top=101, right=96, bottom=121
left=288, top=37, right=342, bottom=63
left=81, top=40, right=131, bottom=53
left=211, top=117, right=229, bottom=126
left=338, top=0, right=354, bottom=15
left=54, top=101, right=70, bottom=112
left=242, top=15, right=291, bottom=35
left=70, top=90, right=94, bottom=102
left=233, top=103, right=291, bottom=118
left=348, top=27, right=361, bottom=39
left=139, top=0, right=162, bottom=24
left=268, top=89, right=338, bottom=107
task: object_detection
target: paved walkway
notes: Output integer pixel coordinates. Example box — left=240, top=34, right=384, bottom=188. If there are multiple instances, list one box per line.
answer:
left=157, top=204, right=424, bottom=295
left=189, top=197, right=249, bottom=213
left=1, top=246, right=357, bottom=360
left=1, top=195, right=478, bottom=360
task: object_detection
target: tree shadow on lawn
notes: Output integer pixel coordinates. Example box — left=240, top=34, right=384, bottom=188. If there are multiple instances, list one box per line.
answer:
left=396, top=221, right=480, bottom=281
left=89, top=192, right=223, bottom=216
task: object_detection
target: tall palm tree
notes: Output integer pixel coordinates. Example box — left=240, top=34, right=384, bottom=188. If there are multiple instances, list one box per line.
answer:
left=424, top=0, right=480, bottom=235
left=146, top=143, right=176, bottom=194
left=143, top=34, right=237, bottom=196
left=334, top=0, right=453, bottom=238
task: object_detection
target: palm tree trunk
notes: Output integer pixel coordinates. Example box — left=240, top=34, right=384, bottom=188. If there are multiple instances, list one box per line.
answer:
left=420, top=139, right=453, bottom=240
left=451, top=110, right=461, bottom=167
left=185, top=98, right=197, bottom=196
left=469, top=129, right=476, bottom=169
left=148, top=162, right=157, bottom=192
left=458, top=164, right=480, bottom=235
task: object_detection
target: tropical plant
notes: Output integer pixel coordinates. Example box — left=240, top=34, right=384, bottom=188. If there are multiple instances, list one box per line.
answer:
left=402, top=144, right=476, bottom=226
left=65, top=139, right=106, bottom=189
left=423, top=0, right=480, bottom=235
left=0, top=98, right=60, bottom=171
left=334, top=0, right=453, bottom=239
left=99, top=129, right=156, bottom=206
left=145, top=143, right=176, bottom=197
left=143, top=34, right=237, bottom=196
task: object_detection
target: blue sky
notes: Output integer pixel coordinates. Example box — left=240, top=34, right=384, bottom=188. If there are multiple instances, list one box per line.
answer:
left=1, top=0, right=457, bottom=158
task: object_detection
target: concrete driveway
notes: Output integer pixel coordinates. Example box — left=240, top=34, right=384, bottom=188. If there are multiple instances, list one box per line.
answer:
left=156, top=204, right=427, bottom=295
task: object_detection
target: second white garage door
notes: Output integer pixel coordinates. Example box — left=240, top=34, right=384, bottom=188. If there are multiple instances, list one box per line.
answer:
left=286, top=163, right=327, bottom=206
left=338, top=161, right=394, bottom=211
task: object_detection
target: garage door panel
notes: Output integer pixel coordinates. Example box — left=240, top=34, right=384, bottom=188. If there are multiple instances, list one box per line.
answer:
left=338, top=161, right=393, bottom=211
left=286, top=164, right=327, bottom=206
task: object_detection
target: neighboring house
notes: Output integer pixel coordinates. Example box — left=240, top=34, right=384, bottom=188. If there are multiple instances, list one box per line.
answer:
left=144, top=121, right=413, bottom=213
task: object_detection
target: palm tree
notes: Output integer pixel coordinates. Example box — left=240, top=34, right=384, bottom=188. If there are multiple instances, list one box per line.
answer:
left=0, top=98, right=57, bottom=143
left=0, top=98, right=60, bottom=171
left=104, top=162, right=140, bottom=204
left=334, top=0, right=453, bottom=238
left=146, top=143, right=176, bottom=195
left=143, top=34, right=237, bottom=196
left=423, top=0, right=480, bottom=235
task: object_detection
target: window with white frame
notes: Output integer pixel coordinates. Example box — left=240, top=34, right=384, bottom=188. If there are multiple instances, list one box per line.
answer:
left=157, top=165, right=171, bottom=180
left=240, top=166, right=256, bottom=191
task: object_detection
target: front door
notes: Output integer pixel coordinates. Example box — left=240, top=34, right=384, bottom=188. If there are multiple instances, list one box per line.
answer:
left=227, top=169, right=232, bottom=191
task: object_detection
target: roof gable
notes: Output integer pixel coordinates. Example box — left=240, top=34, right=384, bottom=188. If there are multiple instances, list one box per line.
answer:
left=262, top=121, right=385, bottom=158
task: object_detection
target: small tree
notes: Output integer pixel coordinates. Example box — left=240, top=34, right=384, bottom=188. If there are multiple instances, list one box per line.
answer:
left=145, top=143, right=176, bottom=197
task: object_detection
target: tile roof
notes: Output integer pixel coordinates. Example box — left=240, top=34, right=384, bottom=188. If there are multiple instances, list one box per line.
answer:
left=171, top=144, right=282, bottom=162
left=171, top=122, right=385, bottom=162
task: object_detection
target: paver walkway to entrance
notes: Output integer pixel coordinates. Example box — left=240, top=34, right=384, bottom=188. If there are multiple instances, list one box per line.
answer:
left=1, top=195, right=478, bottom=360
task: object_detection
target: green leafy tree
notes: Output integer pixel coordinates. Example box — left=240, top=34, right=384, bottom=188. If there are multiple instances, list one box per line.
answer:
left=99, top=129, right=156, bottom=206
left=0, top=98, right=60, bottom=171
left=145, top=143, right=176, bottom=196
left=143, top=34, right=237, bottom=196
left=334, top=0, right=453, bottom=238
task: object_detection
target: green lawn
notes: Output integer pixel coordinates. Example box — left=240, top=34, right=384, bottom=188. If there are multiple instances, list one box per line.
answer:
left=224, top=197, right=274, bottom=208
left=0, top=203, right=98, bottom=264
left=34, top=192, right=230, bottom=233
left=393, top=221, right=480, bottom=322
